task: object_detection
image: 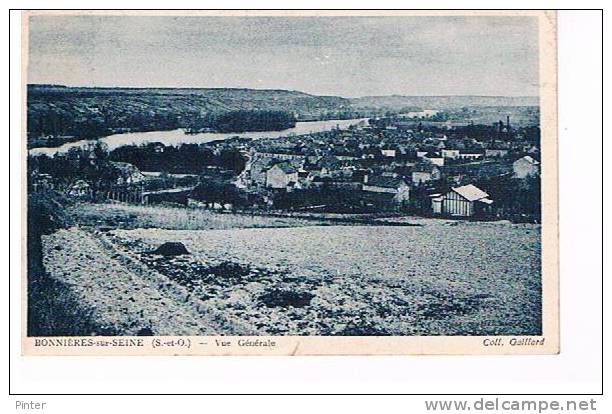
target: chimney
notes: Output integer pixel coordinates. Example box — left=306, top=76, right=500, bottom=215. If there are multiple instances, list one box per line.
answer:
left=506, top=115, right=511, bottom=130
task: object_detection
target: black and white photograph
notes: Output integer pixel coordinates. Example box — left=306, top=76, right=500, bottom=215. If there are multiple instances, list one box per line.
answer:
left=22, top=10, right=559, bottom=355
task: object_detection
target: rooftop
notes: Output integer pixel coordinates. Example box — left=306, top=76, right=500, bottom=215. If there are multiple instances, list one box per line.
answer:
left=452, top=184, right=489, bottom=201
left=413, top=162, right=440, bottom=173
left=366, top=175, right=408, bottom=189
left=517, top=155, right=540, bottom=165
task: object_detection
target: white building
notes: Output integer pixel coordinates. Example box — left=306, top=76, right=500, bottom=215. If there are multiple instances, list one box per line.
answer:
left=68, top=180, right=91, bottom=197
left=485, top=148, right=509, bottom=158
left=433, top=184, right=493, bottom=217
left=381, top=149, right=396, bottom=158
left=441, top=149, right=460, bottom=159
left=424, top=152, right=444, bottom=166
left=266, top=163, right=299, bottom=189
left=412, top=163, right=442, bottom=185
left=457, top=151, right=484, bottom=161
left=363, top=176, right=411, bottom=204
left=513, top=156, right=540, bottom=179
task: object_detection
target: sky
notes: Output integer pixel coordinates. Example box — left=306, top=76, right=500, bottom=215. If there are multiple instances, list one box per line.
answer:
left=27, top=15, right=540, bottom=97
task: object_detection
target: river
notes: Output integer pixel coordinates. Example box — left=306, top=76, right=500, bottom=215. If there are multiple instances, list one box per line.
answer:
left=29, top=118, right=369, bottom=157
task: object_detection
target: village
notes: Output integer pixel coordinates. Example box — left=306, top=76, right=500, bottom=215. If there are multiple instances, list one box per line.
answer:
left=28, top=110, right=541, bottom=222
left=26, top=108, right=544, bottom=338
left=22, top=12, right=555, bottom=345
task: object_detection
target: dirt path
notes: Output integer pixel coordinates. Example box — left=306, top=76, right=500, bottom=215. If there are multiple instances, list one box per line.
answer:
left=42, top=227, right=256, bottom=335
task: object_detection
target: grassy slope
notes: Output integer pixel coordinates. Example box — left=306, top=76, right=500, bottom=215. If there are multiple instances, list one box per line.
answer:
left=68, top=202, right=426, bottom=231
left=27, top=192, right=119, bottom=336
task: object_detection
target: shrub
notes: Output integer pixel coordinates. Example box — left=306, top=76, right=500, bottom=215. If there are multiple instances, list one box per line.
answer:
left=150, top=242, right=190, bottom=256
left=259, top=289, right=314, bottom=308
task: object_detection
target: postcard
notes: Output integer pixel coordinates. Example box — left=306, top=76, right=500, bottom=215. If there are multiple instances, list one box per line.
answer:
left=21, top=10, right=558, bottom=355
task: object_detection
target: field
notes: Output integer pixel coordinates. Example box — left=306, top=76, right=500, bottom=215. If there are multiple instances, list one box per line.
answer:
left=69, top=202, right=333, bottom=230
left=40, top=203, right=542, bottom=336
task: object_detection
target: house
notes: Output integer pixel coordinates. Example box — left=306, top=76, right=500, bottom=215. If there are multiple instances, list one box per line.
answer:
left=434, top=140, right=446, bottom=150
left=152, top=143, right=165, bottom=153
left=434, top=184, right=493, bottom=217
left=109, top=162, right=145, bottom=185
left=309, top=175, right=333, bottom=189
left=247, top=157, right=277, bottom=187
left=286, top=180, right=303, bottom=192
left=381, top=149, right=397, bottom=158
left=441, top=149, right=460, bottom=159
left=363, top=175, right=411, bottom=204
left=424, top=152, right=444, bottom=166
left=485, top=148, right=509, bottom=158
left=316, top=155, right=343, bottom=174
left=68, top=180, right=91, bottom=197
left=429, top=193, right=444, bottom=214
left=255, top=152, right=306, bottom=162
left=411, top=163, right=442, bottom=185
left=513, top=156, right=540, bottom=179
left=266, top=163, right=299, bottom=189
left=457, top=151, right=484, bottom=161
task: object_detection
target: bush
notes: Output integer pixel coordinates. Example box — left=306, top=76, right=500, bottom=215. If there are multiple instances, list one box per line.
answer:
left=150, top=242, right=190, bottom=256
left=259, top=289, right=315, bottom=308
left=28, top=191, right=73, bottom=236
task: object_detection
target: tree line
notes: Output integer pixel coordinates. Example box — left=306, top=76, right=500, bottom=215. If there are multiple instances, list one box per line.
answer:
left=186, top=110, right=296, bottom=133
left=109, top=143, right=246, bottom=174
left=28, top=97, right=297, bottom=140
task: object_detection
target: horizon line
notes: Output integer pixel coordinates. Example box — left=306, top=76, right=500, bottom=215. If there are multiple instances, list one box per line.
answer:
left=27, top=83, right=539, bottom=99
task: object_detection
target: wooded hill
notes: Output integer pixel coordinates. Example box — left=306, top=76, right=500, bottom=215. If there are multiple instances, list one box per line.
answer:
left=27, top=84, right=539, bottom=143
left=27, top=85, right=356, bottom=140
